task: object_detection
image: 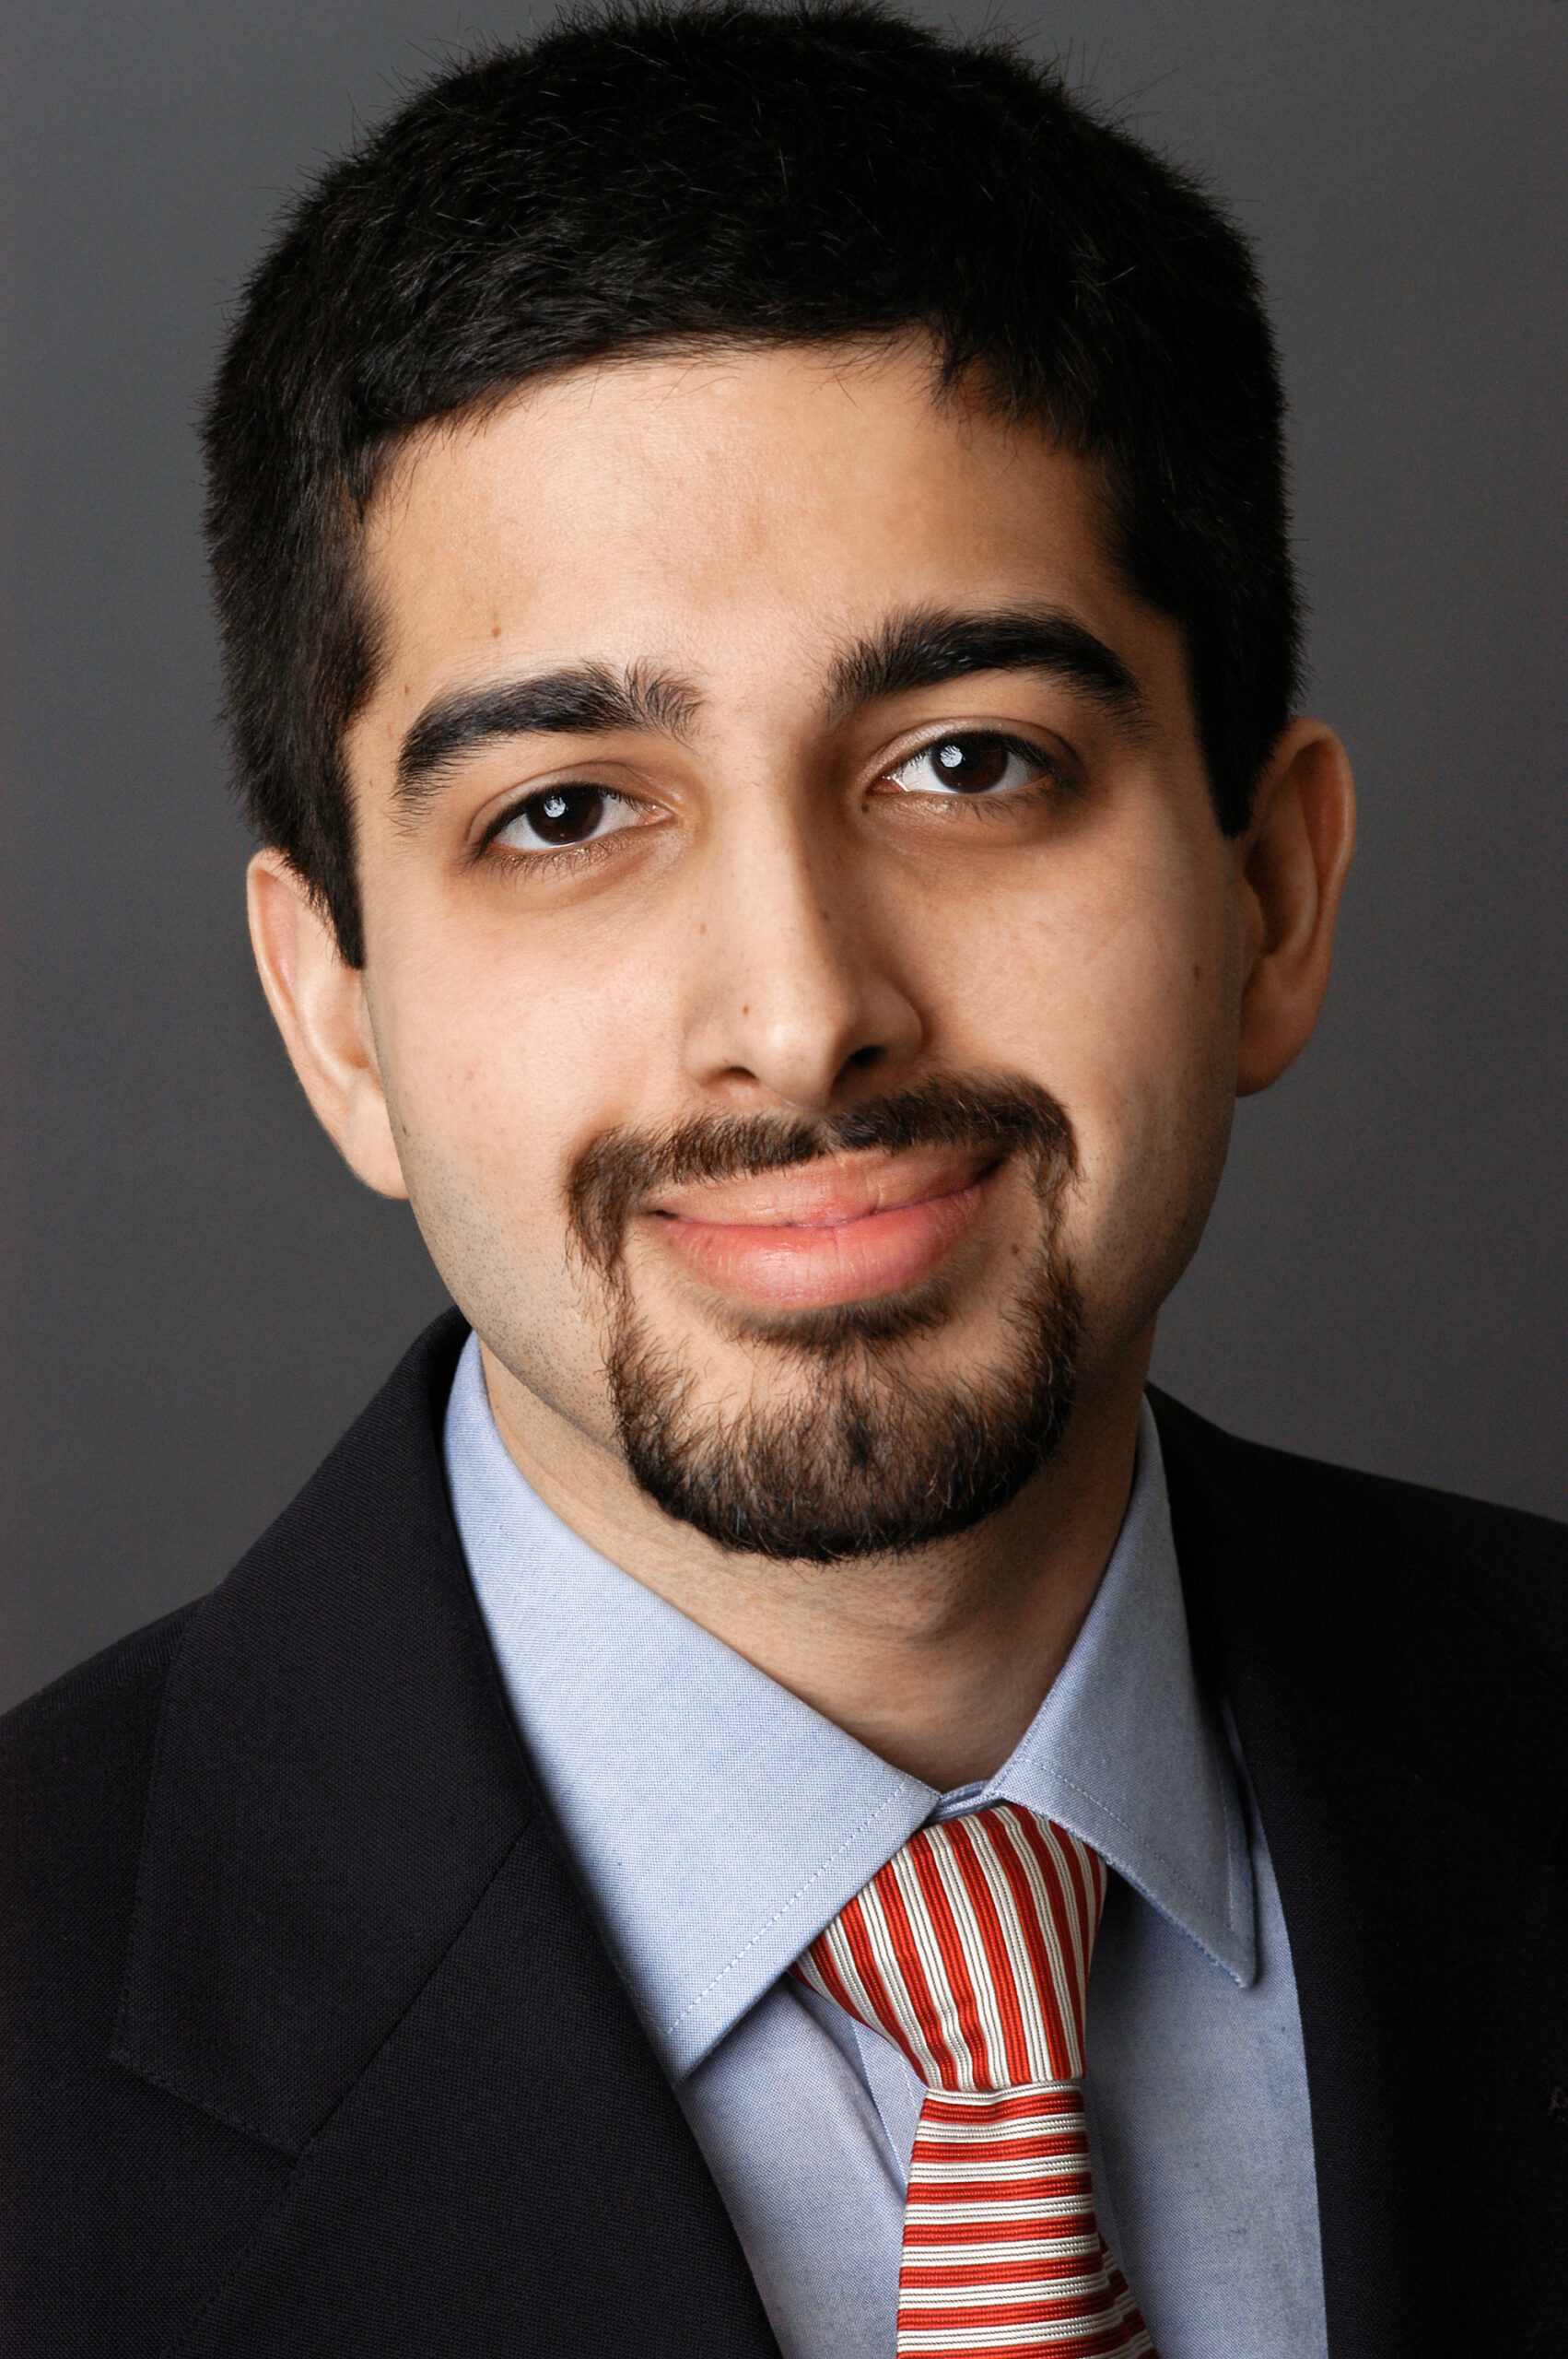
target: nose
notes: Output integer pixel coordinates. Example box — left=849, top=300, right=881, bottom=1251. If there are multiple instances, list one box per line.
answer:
left=681, top=800, right=924, bottom=1114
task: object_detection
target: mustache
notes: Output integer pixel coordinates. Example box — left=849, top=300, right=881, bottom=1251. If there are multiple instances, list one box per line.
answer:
left=566, top=1074, right=1078, bottom=1276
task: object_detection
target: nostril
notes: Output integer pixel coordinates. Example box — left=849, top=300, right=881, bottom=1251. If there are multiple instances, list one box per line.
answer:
left=844, top=1043, right=883, bottom=1072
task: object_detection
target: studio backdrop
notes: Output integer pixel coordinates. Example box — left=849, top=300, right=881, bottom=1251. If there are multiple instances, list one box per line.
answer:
left=2, top=0, right=1563, bottom=1712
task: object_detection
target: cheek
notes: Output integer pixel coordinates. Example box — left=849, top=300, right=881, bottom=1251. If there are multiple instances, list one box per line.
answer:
left=928, top=819, right=1233, bottom=1074
left=1063, top=892, right=1238, bottom=1327
left=919, top=832, right=1238, bottom=1299
left=363, top=935, right=651, bottom=1433
left=365, top=907, right=673, bottom=1256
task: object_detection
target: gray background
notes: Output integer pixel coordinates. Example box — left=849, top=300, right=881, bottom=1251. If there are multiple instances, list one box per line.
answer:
left=2, top=0, right=1563, bottom=1715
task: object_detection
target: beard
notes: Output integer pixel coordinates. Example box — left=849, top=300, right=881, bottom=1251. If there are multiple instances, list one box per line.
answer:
left=566, top=1074, right=1084, bottom=1564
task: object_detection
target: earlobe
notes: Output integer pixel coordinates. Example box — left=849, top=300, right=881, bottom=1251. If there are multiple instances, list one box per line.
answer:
left=1235, top=722, right=1357, bottom=1097
left=246, top=851, right=411, bottom=1199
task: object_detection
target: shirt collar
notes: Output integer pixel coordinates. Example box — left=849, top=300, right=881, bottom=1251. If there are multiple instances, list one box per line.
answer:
left=957, top=1406, right=1255, bottom=1988
left=444, top=1333, right=1254, bottom=2081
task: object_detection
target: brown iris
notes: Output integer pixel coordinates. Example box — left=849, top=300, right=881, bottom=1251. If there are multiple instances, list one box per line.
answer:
left=522, top=784, right=606, bottom=844
left=929, top=734, right=1012, bottom=792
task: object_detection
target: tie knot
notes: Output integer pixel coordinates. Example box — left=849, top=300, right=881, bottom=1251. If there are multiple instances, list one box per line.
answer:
left=793, top=1803, right=1106, bottom=2090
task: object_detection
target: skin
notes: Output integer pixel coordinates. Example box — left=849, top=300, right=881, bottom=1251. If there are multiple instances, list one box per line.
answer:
left=249, top=338, right=1355, bottom=1790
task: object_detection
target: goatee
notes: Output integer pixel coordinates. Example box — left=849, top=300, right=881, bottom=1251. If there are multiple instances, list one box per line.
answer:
left=567, top=1074, right=1083, bottom=1563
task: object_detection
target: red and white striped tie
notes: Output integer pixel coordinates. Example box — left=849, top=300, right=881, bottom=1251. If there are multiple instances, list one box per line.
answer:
left=793, top=1803, right=1154, bottom=2357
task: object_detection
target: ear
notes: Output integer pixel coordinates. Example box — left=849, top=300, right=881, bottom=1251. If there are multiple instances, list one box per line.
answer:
left=246, top=851, right=409, bottom=1199
left=1235, top=719, right=1357, bottom=1097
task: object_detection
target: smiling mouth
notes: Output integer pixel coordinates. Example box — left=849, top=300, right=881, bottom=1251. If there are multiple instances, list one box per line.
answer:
left=640, top=1146, right=1004, bottom=1309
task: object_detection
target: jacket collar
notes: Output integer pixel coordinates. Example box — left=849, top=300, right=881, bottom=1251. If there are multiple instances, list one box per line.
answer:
left=1152, top=1388, right=1568, bottom=1860
left=114, top=1310, right=527, bottom=2154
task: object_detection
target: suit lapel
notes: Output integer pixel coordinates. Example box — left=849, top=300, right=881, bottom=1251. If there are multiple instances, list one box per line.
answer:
left=115, top=1311, right=779, bottom=2357
left=1153, top=1391, right=1568, bottom=2359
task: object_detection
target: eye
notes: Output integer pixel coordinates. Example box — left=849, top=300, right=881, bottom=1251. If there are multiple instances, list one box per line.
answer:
left=489, top=782, right=643, bottom=855
left=883, top=732, right=1057, bottom=799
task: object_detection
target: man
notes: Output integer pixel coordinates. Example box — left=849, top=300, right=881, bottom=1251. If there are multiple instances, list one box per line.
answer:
left=5, top=6, right=1564, bottom=2354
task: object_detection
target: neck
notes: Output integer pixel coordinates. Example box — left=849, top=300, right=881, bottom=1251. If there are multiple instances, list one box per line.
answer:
left=478, top=1334, right=1152, bottom=1790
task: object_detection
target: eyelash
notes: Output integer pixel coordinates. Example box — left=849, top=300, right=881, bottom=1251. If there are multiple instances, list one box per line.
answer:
left=879, top=731, right=1069, bottom=806
left=476, top=788, right=644, bottom=870
left=475, top=727, right=1071, bottom=872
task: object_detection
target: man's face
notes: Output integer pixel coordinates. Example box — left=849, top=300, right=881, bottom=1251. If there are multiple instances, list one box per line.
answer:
left=342, top=342, right=1245, bottom=1553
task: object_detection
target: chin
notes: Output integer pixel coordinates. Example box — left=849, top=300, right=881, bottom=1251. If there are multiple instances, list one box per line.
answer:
left=606, top=1254, right=1084, bottom=1563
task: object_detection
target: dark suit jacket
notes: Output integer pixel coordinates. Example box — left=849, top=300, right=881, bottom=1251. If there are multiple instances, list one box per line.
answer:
left=5, top=1310, right=1566, bottom=2356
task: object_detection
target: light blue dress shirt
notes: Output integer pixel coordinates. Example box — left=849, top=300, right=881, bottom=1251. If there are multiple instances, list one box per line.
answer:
left=443, top=1332, right=1327, bottom=2359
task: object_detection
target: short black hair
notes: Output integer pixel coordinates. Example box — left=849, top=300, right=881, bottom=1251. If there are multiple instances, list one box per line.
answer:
left=205, top=0, right=1301, bottom=966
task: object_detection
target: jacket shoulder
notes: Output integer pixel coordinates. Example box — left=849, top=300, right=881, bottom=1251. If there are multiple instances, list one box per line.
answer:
left=2, top=1602, right=200, bottom=1904
left=1149, top=1386, right=1568, bottom=1674
left=2, top=1601, right=299, bottom=2356
left=2, top=1601, right=210, bottom=2082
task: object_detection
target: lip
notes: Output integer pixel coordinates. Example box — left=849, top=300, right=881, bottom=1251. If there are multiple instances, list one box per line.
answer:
left=642, top=1147, right=1000, bottom=1309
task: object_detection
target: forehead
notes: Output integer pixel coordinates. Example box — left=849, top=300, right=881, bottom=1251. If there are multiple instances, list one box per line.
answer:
left=358, top=342, right=1140, bottom=700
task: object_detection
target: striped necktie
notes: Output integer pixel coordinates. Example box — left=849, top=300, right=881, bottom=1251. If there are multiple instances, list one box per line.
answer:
left=792, top=1802, right=1154, bottom=2358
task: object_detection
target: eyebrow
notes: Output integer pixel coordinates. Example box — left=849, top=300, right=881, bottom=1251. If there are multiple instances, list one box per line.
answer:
left=827, top=606, right=1146, bottom=726
left=392, top=604, right=1145, bottom=817
left=394, top=663, right=702, bottom=813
